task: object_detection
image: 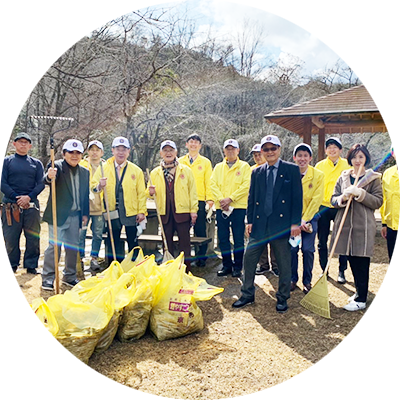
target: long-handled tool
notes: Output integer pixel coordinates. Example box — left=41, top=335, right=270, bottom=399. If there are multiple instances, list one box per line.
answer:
left=100, top=162, right=117, bottom=262
left=146, top=168, right=174, bottom=262
left=30, top=115, right=74, bottom=294
left=300, top=166, right=363, bottom=318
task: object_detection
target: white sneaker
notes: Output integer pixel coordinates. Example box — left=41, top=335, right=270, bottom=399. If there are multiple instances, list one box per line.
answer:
left=347, top=293, right=358, bottom=303
left=343, top=300, right=366, bottom=311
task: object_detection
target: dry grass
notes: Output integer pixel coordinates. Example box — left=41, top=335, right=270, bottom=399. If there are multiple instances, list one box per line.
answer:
left=14, top=187, right=390, bottom=399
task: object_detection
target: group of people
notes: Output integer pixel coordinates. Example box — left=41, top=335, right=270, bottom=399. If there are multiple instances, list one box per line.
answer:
left=1, top=131, right=398, bottom=314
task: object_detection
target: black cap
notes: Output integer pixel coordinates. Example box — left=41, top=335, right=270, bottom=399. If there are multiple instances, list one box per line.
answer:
left=14, top=132, right=32, bottom=143
left=325, top=137, right=342, bottom=149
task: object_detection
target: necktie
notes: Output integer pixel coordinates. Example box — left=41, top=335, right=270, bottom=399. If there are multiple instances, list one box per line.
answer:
left=116, top=165, right=121, bottom=180
left=265, top=165, right=274, bottom=217
left=190, top=157, right=194, bottom=165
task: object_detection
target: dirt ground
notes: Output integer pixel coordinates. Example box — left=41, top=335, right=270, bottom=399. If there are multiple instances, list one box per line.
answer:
left=14, top=188, right=390, bottom=399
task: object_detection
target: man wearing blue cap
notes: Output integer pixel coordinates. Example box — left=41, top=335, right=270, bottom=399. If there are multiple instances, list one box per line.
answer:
left=41, top=139, right=90, bottom=290
left=1, top=132, right=45, bottom=274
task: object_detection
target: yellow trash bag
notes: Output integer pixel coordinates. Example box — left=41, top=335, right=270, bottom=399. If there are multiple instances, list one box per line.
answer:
left=47, top=290, right=114, bottom=363
left=183, top=273, right=224, bottom=302
left=0, top=298, right=58, bottom=400
left=120, top=246, right=146, bottom=273
left=150, top=252, right=204, bottom=341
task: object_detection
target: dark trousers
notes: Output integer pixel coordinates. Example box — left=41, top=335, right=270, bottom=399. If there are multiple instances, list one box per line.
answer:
left=194, top=201, right=207, bottom=263
left=242, top=235, right=292, bottom=302
left=163, top=215, right=191, bottom=269
left=348, top=255, right=370, bottom=303
left=386, top=228, right=400, bottom=302
left=216, top=209, right=246, bottom=271
left=105, top=219, right=137, bottom=265
left=317, top=205, right=348, bottom=272
left=291, top=217, right=318, bottom=285
left=1, top=206, right=40, bottom=271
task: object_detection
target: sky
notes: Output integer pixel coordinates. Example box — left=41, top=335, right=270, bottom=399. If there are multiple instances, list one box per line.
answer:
left=153, top=0, right=400, bottom=75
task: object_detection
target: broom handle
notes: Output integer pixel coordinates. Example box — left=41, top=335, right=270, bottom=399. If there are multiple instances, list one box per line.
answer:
left=324, top=166, right=363, bottom=275
left=146, top=169, right=170, bottom=252
left=100, top=162, right=117, bottom=261
left=50, top=147, right=60, bottom=294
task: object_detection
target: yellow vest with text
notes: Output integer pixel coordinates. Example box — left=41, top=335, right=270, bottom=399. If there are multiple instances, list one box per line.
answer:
left=91, top=157, right=147, bottom=216
left=210, top=158, right=251, bottom=210
left=380, top=164, right=399, bottom=230
left=301, top=166, right=324, bottom=222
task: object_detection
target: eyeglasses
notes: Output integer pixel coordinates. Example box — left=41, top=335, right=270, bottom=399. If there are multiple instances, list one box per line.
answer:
left=262, top=146, right=278, bottom=153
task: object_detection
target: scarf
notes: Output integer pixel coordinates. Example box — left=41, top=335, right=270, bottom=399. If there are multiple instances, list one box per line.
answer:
left=161, top=159, right=178, bottom=183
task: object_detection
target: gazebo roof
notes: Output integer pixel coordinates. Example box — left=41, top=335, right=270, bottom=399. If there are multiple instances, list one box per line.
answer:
left=264, top=84, right=386, bottom=135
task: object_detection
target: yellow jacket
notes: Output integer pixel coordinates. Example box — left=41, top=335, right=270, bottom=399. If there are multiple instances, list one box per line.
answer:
left=301, top=166, right=324, bottom=222
left=178, top=154, right=213, bottom=202
left=210, top=158, right=251, bottom=210
left=147, top=163, right=198, bottom=215
left=380, top=164, right=399, bottom=230
left=251, top=162, right=265, bottom=171
left=80, top=157, right=105, bottom=215
left=315, top=157, right=350, bottom=207
left=91, top=157, right=147, bottom=216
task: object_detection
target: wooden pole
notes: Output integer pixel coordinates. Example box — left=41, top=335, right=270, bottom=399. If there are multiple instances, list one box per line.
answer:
left=50, top=142, right=59, bottom=294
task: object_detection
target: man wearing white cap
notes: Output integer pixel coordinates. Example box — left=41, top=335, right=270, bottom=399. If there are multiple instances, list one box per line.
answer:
left=92, top=136, right=147, bottom=266
left=79, top=140, right=105, bottom=270
left=315, top=136, right=350, bottom=283
left=147, top=140, right=198, bottom=270
left=291, top=143, right=324, bottom=293
left=210, top=139, right=251, bottom=277
left=378, top=136, right=400, bottom=308
left=41, top=139, right=90, bottom=290
left=233, top=135, right=302, bottom=313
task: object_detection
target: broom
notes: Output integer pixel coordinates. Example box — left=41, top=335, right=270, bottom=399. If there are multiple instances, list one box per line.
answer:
left=300, top=166, right=363, bottom=318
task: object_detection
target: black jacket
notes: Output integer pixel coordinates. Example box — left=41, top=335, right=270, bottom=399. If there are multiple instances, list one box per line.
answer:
left=247, top=160, right=302, bottom=241
left=42, top=159, right=89, bottom=228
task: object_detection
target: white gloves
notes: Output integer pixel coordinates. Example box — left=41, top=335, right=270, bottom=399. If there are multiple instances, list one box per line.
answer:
left=343, top=185, right=362, bottom=198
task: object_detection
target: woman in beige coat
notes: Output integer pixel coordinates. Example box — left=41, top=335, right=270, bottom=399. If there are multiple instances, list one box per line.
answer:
left=331, top=144, right=383, bottom=311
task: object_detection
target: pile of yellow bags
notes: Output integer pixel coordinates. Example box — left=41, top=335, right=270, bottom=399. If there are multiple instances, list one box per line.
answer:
left=31, top=248, right=223, bottom=363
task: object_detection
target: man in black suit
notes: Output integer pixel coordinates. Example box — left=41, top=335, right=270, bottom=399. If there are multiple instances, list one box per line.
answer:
left=233, top=135, right=302, bottom=313
left=41, top=139, right=90, bottom=291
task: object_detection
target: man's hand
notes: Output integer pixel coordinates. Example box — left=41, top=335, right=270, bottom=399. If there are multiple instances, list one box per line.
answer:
left=220, top=197, right=232, bottom=211
left=99, top=177, right=107, bottom=189
left=290, top=224, right=301, bottom=237
left=206, top=200, right=214, bottom=209
left=136, top=213, right=146, bottom=223
left=246, top=224, right=252, bottom=237
left=149, top=185, right=156, bottom=196
left=47, top=167, right=57, bottom=180
left=190, top=212, right=198, bottom=226
left=16, top=195, right=31, bottom=209
left=82, top=215, right=89, bottom=227
left=381, top=226, right=387, bottom=239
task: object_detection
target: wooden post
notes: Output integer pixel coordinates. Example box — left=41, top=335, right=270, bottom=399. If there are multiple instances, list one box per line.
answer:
left=318, top=127, right=325, bottom=162
left=303, top=117, right=312, bottom=145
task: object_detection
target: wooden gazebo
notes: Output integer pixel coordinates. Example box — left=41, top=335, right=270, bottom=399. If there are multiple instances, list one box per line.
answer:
left=264, top=84, right=387, bottom=160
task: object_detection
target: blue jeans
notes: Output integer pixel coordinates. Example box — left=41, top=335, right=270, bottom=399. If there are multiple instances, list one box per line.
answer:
left=291, top=217, right=318, bottom=285
left=216, top=209, right=246, bottom=271
left=79, top=215, right=104, bottom=258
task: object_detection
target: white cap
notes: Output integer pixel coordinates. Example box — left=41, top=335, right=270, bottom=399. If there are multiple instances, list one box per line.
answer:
left=223, top=139, right=239, bottom=148
left=160, top=140, right=177, bottom=150
left=293, top=143, right=313, bottom=156
left=250, top=144, right=262, bottom=153
left=261, top=135, right=281, bottom=147
left=62, top=139, right=84, bottom=153
left=88, top=140, right=103, bottom=151
left=325, top=136, right=342, bottom=149
left=112, top=136, right=130, bottom=148
left=390, top=136, right=400, bottom=151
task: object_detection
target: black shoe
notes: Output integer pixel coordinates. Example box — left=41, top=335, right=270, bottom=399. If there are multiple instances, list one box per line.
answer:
left=4, top=268, right=17, bottom=274
left=276, top=300, right=288, bottom=313
left=232, top=269, right=242, bottom=278
left=217, top=268, right=232, bottom=277
left=290, top=282, right=297, bottom=291
left=303, top=284, right=312, bottom=294
left=271, top=267, right=279, bottom=277
left=41, top=282, right=54, bottom=291
left=232, top=296, right=255, bottom=308
left=338, top=271, right=346, bottom=284
left=255, top=265, right=270, bottom=275
left=62, top=278, right=80, bottom=288
left=12, top=267, right=18, bottom=273
left=26, top=269, right=39, bottom=275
